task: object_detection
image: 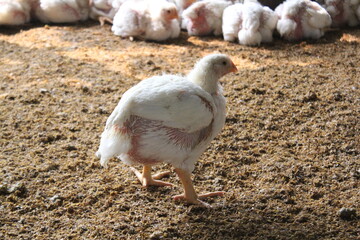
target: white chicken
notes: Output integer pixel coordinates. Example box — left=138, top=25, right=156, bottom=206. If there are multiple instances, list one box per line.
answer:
left=96, top=54, right=237, bottom=206
left=111, top=0, right=180, bottom=41
left=169, top=0, right=196, bottom=29
left=182, top=0, right=232, bottom=36
left=0, top=0, right=31, bottom=25
left=32, top=0, right=89, bottom=23
left=356, top=1, right=360, bottom=21
left=89, top=0, right=128, bottom=25
left=317, top=0, right=360, bottom=27
left=275, top=0, right=332, bottom=41
left=222, top=0, right=278, bottom=46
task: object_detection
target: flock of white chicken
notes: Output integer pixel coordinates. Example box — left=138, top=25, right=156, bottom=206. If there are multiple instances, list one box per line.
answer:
left=1, top=0, right=360, bottom=45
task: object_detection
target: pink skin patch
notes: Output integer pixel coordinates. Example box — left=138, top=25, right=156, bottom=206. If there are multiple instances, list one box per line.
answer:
left=114, top=124, right=130, bottom=135
left=285, top=7, right=304, bottom=41
left=131, top=9, right=145, bottom=34
left=292, top=13, right=303, bottom=40
left=29, top=0, right=40, bottom=19
left=117, top=93, right=214, bottom=165
left=12, top=10, right=27, bottom=23
left=0, top=1, right=27, bottom=23
left=189, top=7, right=211, bottom=35
left=331, top=1, right=345, bottom=26
left=62, top=3, right=81, bottom=21
left=197, top=95, right=214, bottom=113
left=236, top=15, right=244, bottom=32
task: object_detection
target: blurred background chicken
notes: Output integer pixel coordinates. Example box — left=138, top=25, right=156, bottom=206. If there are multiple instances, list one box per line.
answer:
left=111, top=0, right=180, bottom=41
left=170, top=0, right=196, bottom=14
left=33, top=0, right=89, bottom=23
left=182, top=0, right=232, bottom=36
left=89, top=0, right=128, bottom=25
left=0, top=0, right=31, bottom=25
left=316, top=0, right=360, bottom=27
left=275, top=0, right=332, bottom=41
left=356, top=1, right=360, bottom=21
left=168, top=0, right=196, bottom=28
left=223, top=0, right=277, bottom=46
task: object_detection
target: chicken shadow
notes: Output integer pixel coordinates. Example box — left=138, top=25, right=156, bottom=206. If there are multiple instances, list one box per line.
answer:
left=169, top=202, right=337, bottom=240
left=0, top=20, right=99, bottom=36
left=3, top=20, right=355, bottom=48
left=0, top=23, right=37, bottom=35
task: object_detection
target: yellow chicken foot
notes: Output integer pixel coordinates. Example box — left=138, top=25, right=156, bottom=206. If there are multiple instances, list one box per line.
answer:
left=130, top=165, right=173, bottom=187
left=99, top=16, right=113, bottom=26
left=173, top=168, right=225, bottom=207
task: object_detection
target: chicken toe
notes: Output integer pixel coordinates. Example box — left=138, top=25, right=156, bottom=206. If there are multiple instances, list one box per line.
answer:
left=130, top=166, right=173, bottom=187
left=174, top=168, right=224, bottom=206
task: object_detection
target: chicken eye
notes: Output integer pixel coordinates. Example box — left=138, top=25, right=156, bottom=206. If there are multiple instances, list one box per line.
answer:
left=222, top=61, right=227, bottom=65
left=167, top=10, right=171, bottom=14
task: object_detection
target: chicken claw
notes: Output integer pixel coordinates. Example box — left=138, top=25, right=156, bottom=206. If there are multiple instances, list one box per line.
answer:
left=174, top=168, right=225, bottom=206
left=130, top=165, right=173, bottom=187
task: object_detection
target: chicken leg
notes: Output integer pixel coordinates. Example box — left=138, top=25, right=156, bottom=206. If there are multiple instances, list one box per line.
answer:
left=173, top=168, right=225, bottom=207
left=98, top=16, right=113, bottom=26
left=130, top=165, right=173, bottom=187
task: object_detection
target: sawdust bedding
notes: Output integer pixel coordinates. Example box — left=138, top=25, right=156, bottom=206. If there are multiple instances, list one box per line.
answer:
left=0, top=22, right=359, bottom=239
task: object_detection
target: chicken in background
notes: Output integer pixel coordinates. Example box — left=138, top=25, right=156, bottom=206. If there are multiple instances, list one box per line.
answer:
left=275, top=0, right=332, bottom=41
left=168, top=0, right=196, bottom=29
left=89, top=0, right=128, bottom=25
left=170, top=0, right=196, bottom=14
left=223, top=0, right=278, bottom=46
left=111, top=0, right=180, bottom=41
left=356, top=1, right=360, bottom=22
left=0, top=0, right=31, bottom=25
left=96, top=54, right=237, bottom=206
left=316, top=0, right=360, bottom=27
left=32, top=0, right=89, bottom=23
left=182, top=0, right=232, bottom=36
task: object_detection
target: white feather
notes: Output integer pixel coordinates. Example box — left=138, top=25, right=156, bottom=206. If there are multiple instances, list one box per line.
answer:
left=321, top=0, right=359, bottom=27
left=112, top=0, right=180, bottom=41
left=0, top=0, right=30, bottom=25
left=222, top=4, right=243, bottom=41
left=96, top=54, right=233, bottom=172
left=275, top=0, right=331, bottom=41
left=222, top=1, right=277, bottom=46
left=89, top=0, right=127, bottom=21
left=34, top=0, right=89, bottom=23
left=182, top=0, right=231, bottom=36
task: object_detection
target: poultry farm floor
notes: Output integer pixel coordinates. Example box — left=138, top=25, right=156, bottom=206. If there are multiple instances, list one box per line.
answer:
left=0, top=22, right=359, bottom=240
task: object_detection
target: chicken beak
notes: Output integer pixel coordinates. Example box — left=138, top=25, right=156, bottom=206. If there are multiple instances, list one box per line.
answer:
left=230, top=61, right=238, bottom=73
